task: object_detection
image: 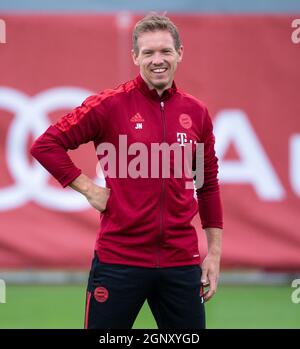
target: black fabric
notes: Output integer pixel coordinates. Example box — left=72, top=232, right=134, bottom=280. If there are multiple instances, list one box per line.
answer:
left=85, top=252, right=205, bottom=329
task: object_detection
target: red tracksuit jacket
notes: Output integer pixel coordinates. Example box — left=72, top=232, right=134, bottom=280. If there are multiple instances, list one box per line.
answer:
left=31, top=75, right=223, bottom=268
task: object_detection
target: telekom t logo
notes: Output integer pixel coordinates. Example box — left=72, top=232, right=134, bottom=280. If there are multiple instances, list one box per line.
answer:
left=177, top=132, right=187, bottom=146
left=0, top=19, right=6, bottom=44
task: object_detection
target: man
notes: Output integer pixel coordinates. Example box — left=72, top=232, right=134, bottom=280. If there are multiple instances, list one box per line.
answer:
left=31, top=14, right=223, bottom=329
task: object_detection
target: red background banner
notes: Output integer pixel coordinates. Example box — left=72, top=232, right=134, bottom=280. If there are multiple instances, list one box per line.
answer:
left=0, top=14, right=299, bottom=270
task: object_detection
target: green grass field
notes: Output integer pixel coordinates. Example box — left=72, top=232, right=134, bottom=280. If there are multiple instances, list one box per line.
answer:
left=0, top=285, right=299, bottom=329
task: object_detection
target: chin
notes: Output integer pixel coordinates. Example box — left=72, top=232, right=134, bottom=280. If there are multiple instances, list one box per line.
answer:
left=151, top=79, right=169, bottom=90
left=153, top=83, right=167, bottom=90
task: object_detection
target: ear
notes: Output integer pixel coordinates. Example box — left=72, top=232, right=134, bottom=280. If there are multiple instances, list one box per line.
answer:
left=177, top=45, right=184, bottom=63
left=131, top=49, right=139, bottom=66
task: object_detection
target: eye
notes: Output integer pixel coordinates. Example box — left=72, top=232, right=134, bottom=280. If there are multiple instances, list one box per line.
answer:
left=142, top=51, right=152, bottom=56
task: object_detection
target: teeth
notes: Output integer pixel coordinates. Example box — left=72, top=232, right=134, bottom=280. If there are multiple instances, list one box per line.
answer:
left=152, top=68, right=167, bottom=73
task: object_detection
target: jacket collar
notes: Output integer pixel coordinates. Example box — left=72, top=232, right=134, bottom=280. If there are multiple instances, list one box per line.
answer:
left=134, top=74, right=177, bottom=101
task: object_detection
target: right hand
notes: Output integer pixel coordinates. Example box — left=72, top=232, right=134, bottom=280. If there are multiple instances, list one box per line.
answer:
left=85, top=184, right=111, bottom=212
left=69, top=174, right=111, bottom=212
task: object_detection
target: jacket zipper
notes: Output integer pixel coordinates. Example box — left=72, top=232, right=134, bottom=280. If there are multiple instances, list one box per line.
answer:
left=157, top=100, right=166, bottom=267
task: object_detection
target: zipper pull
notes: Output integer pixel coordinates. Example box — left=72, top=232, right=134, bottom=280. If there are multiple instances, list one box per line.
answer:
left=160, top=101, right=164, bottom=110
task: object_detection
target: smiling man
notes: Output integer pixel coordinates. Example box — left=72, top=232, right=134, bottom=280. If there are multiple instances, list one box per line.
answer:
left=31, top=14, right=223, bottom=329
left=132, top=29, right=183, bottom=95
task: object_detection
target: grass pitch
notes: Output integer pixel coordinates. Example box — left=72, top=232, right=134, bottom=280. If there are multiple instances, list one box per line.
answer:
left=0, top=285, right=299, bottom=329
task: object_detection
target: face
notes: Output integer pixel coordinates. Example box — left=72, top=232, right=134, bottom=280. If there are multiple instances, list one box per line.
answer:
left=132, top=30, right=183, bottom=95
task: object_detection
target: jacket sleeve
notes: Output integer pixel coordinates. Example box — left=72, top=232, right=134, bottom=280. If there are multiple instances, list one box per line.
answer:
left=196, top=107, right=223, bottom=229
left=30, top=94, right=105, bottom=188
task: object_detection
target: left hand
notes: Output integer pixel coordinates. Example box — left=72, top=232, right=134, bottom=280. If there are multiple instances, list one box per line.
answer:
left=200, top=253, right=221, bottom=302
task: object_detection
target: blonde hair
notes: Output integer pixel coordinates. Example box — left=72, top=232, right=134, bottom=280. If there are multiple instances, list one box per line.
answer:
left=132, top=13, right=181, bottom=55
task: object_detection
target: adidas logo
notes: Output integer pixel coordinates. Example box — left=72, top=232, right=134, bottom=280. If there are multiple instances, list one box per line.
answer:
left=130, top=113, right=144, bottom=123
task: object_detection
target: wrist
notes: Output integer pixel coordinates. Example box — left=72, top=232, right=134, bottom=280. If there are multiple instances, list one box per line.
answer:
left=82, top=180, right=94, bottom=198
left=70, top=174, right=93, bottom=197
left=207, top=249, right=221, bottom=259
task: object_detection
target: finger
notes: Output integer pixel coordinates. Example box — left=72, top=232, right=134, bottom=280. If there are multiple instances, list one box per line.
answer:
left=203, top=276, right=217, bottom=302
left=201, top=268, right=209, bottom=286
left=203, top=288, right=216, bottom=302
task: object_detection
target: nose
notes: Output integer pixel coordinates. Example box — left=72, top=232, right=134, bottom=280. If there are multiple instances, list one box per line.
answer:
left=152, top=52, right=164, bottom=65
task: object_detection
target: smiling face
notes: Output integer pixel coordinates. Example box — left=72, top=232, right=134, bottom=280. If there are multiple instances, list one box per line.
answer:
left=132, top=30, right=183, bottom=95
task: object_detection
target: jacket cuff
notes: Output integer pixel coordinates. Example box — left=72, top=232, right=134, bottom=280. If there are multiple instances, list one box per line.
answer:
left=60, top=168, right=82, bottom=188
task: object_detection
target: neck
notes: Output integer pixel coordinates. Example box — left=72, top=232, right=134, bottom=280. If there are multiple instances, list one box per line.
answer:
left=155, top=88, right=165, bottom=97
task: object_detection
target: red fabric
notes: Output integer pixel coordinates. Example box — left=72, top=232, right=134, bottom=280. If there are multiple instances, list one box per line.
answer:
left=31, top=74, right=222, bottom=268
left=84, top=291, right=91, bottom=329
left=0, top=14, right=299, bottom=270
